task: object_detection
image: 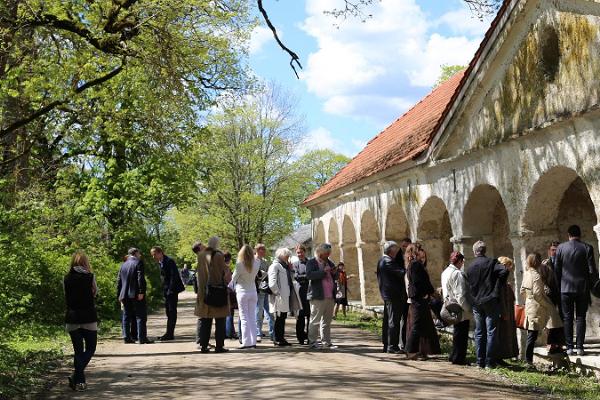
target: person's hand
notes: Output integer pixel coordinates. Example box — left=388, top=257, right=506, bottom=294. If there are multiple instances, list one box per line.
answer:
left=324, top=265, right=331, bottom=273
left=137, top=294, right=144, bottom=301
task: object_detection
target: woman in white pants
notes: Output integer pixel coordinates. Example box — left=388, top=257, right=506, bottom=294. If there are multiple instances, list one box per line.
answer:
left=232, top=245, right=260, bottom=348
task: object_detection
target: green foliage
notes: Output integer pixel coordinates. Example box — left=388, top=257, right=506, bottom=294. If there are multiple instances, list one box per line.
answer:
left=434, top=64, right=466, bottom=87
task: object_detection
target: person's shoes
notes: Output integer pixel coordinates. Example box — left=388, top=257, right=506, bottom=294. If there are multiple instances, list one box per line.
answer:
left=123, top=338, right=136, bottom=344
left=324, top=343, right=338, bottom=349
left=280, top=340, right=292, bottom=347
left=451, top=361, right=471, bottom=366
left=215, top=347, right=229, bottom=353
left=485, top=363, right=497, bottom=370
left=75, top=383, right=87, bottom=392
left=138, top=338, right=154, bottom=344
left=577, top=348, right=586, bottom=356
left=406, top=352, right=419, bottom=360
left=157, top=335, right=174, bottom=342
left=197, top=346, right=209, bottom=353
left=68, top=375, right=76, bottom=391
left=387, top=346, right=402, bottom=354
left=418, top=354, right=429, bottom=361
left=496, top=359, right=509, bottom=367
left=566, top=348, right=575, bottom=356
left=309, top=341, right=321, bottom=350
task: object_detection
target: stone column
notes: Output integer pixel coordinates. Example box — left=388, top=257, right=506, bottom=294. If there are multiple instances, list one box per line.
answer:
left=356, top=242, right=367, bottom=308
left=594, top=225, right=600, bottom=277
left=338, top=242, right=345, bottom=264
left=510, top=232, right=531, bottom=360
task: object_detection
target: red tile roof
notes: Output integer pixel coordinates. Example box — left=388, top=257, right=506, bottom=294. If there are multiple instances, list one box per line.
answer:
left=303, top=0, right=513, bottom=206
left=303, top=70, right=465, bottom=204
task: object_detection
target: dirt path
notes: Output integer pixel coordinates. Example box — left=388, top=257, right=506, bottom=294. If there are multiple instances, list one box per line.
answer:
left=44, top=291, right=539, bottom=399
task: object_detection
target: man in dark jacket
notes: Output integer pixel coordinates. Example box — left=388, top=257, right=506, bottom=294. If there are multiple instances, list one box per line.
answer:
left=306, top=243, right=337, bottom=349
left=465, top=240, right=508, bottom=368
left=151, top=246, right=185, bottom=341
left=117, top=248, right=153, bottom=344
left=377, top=241, right=407, bottom=354
left=555, top=225, right=598, bottom=356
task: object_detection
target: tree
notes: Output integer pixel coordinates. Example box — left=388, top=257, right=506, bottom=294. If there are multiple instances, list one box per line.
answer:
left=434, top=64, right=467, bottom=88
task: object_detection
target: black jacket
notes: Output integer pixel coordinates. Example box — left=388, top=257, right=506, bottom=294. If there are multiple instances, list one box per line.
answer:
left=160, top=255, right=185, bottom=296
left=465, top=255, right=507, bottom=306
left=306, top=257, right=336, bottom=301
left=64, top=269, right=98, bottom=324
left=407, top=260, right=434, bottom=299
left=117, top=256, right=147, bottom=301
left=555, top=239, right=597, bottom=294
left=377, top=255, right=406, bottom=302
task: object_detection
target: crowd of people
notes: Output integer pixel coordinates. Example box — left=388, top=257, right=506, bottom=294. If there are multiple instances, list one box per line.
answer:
left=61, top=224, right=597, bottom=391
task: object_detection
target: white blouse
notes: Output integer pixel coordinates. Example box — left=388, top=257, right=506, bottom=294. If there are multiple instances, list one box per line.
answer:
left=232, top=259, right=260, bottom=293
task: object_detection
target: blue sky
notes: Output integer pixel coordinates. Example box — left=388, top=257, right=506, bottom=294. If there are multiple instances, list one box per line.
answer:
left=249, top=0, right=493, bottom=157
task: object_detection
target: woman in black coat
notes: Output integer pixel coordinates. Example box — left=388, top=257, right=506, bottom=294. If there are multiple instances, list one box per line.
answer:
left=405, top=243, right=440, bottom=360
left=64, top=251, right=98, bottom=392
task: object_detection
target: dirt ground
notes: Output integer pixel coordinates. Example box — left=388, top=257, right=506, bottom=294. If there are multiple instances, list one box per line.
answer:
left=43, top=291, right=539, bottom=400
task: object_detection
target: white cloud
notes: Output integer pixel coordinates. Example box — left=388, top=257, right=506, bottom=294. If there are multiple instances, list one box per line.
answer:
left=249, top=26, right=274, bottom=55
left=300, top=0, right=489, bottom=124
left=299, top=127, right=363, bottom=157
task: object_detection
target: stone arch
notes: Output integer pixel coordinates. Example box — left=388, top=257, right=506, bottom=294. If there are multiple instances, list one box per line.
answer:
left=462, top=184, right=513, bottom=265
left=385, top=203, right=410, bottom=243
left=361, top=210, right=382, bottom=305
left=417, top=196, right=454, bottom=287
left=341, top=215, right=360, bottom=301
left=523, top=166, right=600, bottom=334
left=314, top=220, right=326, bottom=248
left=328, top=218, right=341, bottom=264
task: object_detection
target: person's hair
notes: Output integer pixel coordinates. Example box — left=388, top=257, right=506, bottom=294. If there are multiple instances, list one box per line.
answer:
left=275, top=247, right=292, bottom=260
left=383, top=241, right=398, bottom=255
left=498, top=256, right=515, bottom=267
left=238, top=245, right=255, bottom=272
left=568, top=225, right=581, bottom=238
left=404, top=244, right=419, bottom=267
left=527, top=252, right=554, bottom=287
left=223, top=252, right=232, bottom=263
left=315, top=243, right=332, bottom=256
left=128, top=247, right=140, bottom=256
left=254, top=243, right=266, bottom=253
left=295, top=244, right=307, bottom=252
left=401, top=237, right=412, bottom=245
left=208, top=236, right=220, bottom=249
left=549, top=241, right=560, bottom=248
left=192, top=241, right=203, bottom=254
left=337, top=262, right=345, bottom=267
left=449, top=251, right=464, bottom=265
left=526, top=252, right=542, bottom=270
left=473, top=240, right=486, bottom=256
left=150, top=246, right=163, bottom=254
left=71, top=251, right=91, bottom=272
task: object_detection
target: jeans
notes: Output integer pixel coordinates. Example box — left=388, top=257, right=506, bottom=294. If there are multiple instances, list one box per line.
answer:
left=473, top=300, right=500, bottom=367
left=123, top=298, right=148, bottom=341
left=199, top=318, right=225, bottom=350
left=226, top=314, right=236, bottom=338
left=256, top=291, right=274, bottom=338
left=526, top=330, right=538, bottom=363
left=164, top=293, right=178, bottom=338
left=561, top=292, right=589, bottom=349
left=308, top=298, right=335, bottom=345
left=68, top=328, right=97, bottom=384
left=238, top=291, right=258, bottom=346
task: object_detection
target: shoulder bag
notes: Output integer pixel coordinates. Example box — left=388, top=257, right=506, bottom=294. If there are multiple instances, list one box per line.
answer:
left=440, top=270, right=463, bottom=326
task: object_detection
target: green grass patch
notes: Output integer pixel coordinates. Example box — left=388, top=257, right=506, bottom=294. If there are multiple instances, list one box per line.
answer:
left=335, top=311, right=382, bottom=336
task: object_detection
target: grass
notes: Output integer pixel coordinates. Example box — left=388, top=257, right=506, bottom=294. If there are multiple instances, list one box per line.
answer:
left=338, top=311, right=600, bottom=400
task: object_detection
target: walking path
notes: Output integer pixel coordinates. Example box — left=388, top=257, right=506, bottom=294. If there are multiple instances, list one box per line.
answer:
left=44, top=291, right=541, bottom=399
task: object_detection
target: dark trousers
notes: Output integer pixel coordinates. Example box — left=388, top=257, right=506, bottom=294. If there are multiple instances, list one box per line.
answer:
left=526, top=330, right=538, bottom=363
left=123, top=298, right=148, bottom=341
left=296, top=285, right=310, bottom=343
left=561, top=292, right=589, bottom=349
left=164, top=293, right=178, bottom=338
left=68, top=328, right=97, bottom=384
left=382, top=300, right=408, bottom=351
left=274, top=312, right=288, bottom=343
left=473, top=300, right=500, bottom=368
left=121, top=310, right=137, bottom=339
left=450, top=320, right=470, bottom=365
left=199, top=317, right=225, bottom=350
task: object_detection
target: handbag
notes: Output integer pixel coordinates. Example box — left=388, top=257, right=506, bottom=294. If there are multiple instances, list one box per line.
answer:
left=440, top=298, right=463, bottom=325
left=514, top=304, right=526, bottom=330
left=258, top=279, right=272, bottom=295
left=203, top=252, right=228, bottom=307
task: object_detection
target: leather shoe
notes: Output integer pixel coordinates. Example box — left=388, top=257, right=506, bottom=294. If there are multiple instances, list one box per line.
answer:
left=123, top=338, right=136, bottom=344
left=158, top=335, right=174, bottom=342
left=138, top=338, right=154, bottom=344
left=387, top=346, right=403, bottom=354
left=198, top=346, right=209, bottom=353
left=215, top=347, right=229, bottom=353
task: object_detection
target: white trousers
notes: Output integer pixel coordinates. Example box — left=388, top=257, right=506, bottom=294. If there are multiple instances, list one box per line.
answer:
left=237, top=291, right=258, bottom=347
left=308, top=298, right=335, bottom=345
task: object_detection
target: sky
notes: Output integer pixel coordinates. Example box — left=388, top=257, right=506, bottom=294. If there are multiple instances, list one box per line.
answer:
left=249, top=0, right=494, bottom=158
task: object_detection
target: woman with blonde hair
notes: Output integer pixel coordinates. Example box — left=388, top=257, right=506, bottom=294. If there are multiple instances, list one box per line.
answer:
left=232, top=245, right=260, bottom=349
left=64, top=251, right=98, bottom=391
left=496, top=256, right=519, bottom=364
left=521, top=253, right=565, bottom=365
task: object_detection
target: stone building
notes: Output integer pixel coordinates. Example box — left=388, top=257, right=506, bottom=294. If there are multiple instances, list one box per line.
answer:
left=303, top=0, right=600, bottom=337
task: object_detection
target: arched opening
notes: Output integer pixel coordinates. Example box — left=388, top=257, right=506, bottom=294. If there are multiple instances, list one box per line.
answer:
left=385, top=203, right=410, bottom=243
left=342, top=216, right=360, bottom=301
left=523, top=166, right=599, bottom=335
left=417, top=197, right=454, bottom=287
left=328, top=218, right=341, bottom=264
left=314, top=220, right=326, bottom=249
left=361, top=210, right=382, bottom=305
left=462, top=184, right=513, bottom=266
